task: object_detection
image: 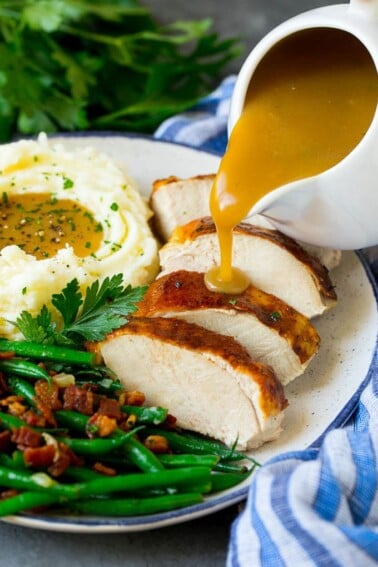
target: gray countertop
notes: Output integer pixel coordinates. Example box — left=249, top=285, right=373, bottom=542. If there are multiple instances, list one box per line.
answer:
left=1, top=1, right=343, bottom=565
left=0, top=505, right=241, bottom=566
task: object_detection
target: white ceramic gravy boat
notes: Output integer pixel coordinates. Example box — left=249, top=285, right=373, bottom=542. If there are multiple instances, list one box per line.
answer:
left=228, top=0, right=378, bottom=250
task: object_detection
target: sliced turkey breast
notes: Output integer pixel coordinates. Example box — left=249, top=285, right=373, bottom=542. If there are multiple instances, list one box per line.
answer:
left=137, top=270, right=320, bottom=386
left=159, top=217, right=337, bottom=318
left=150, top=174, right=215, bottom=241
left=149, top=174, right=341, bottom=270
left=97, top=317, right=288, bottom=450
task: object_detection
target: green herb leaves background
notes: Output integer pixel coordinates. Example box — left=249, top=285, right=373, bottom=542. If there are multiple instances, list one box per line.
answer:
left=0, top=0, right=242, bottom=142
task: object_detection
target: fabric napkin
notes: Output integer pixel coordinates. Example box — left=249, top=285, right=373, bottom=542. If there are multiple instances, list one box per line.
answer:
left=154, top=76, right=378, bottom=567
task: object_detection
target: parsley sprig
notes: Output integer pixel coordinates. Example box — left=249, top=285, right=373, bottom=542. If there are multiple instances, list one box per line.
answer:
left=15, top=274, right=146, bottom=346
left=0, top=1, right=241, bottom=141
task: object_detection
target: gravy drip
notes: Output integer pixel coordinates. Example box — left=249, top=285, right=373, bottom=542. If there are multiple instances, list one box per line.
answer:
left=206, top=28, right=378, bottom=294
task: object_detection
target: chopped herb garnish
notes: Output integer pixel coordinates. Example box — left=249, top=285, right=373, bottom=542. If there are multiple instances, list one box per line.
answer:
left=110, top=202, right=119, bottom=212
left=270, top=311, right=281, bottom=322
left=14, top=274, right=147, bottom=345
left=83, top=211, right=94, bottom=223
left=63, top=177, right=74, bottom=190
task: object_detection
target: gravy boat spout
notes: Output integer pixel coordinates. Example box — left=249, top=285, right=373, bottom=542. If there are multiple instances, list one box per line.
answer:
left=229, top=0, right=378, bottom=250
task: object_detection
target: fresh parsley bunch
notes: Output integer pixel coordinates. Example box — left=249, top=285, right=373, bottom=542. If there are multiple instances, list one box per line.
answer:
left=0, top=0, right=241, bottom=141
left=15, top=274, right=146, bottom=346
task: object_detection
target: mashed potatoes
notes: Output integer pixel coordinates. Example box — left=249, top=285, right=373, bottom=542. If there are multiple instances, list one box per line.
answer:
left=0, top=133, right=159, bottom=339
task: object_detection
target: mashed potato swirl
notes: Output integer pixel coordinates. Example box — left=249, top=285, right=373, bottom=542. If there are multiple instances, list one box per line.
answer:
left=0, top=134, right=159, bottom=339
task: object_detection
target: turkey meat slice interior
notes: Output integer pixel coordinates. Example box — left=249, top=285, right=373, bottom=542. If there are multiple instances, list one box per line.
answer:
left=159, top=217, right=337, bottom=318
left=97, top=317, right=288, bottom=450
left=137, top=270, right=320, bottom=386
left=149, top=174, right=341, bottom=270
left=150, top=174, right=215, bottom=241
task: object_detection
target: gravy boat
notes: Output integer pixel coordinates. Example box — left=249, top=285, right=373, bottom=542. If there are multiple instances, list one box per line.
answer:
left=228, top=0, right=378, bottom=250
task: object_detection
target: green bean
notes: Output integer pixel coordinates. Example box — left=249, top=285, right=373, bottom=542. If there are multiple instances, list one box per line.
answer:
left=0, top=411, right=29, bottom=431
left=0, top=491, right=67, bottom=517
left=0, top=466, right=76, bottom=497
left=58, top=426, right=144, bottom=457
left=143, top=427, right=248, bottom=462
left=63, top=466, right=104, bottom=482
left=76, top=377, right=123, bottom=394
left=210, top=471, right=251, bottom=493
left=213, top=461, right=251, bottom=474
left=0, top=359, right=51, bottom=383
left=0, top=451, right=26, bottom=471
left=58, top=435, right=130, bottom=456
left=113, top=434, right=163, bottom=473
left=77, top=466, right=212, bottom=499
left=55, top=410, right=88, bottom=433
left=0, top=339, right=95, bottom=366
left=56, top=410, right=164, bottom=474
left=0, top=454, right=19, bottom=469
left=10, top=451, right=27, bottom=470
left=121, top=405, right=168, bottom=425
left=0, top=465, right=211, bottom=505
left=8, top=376, right=36, bottom=405
left=0, top=411, right=66, bottom=436
left=70, top=492, right=203, bottom=516
left=158, top=454, right=219, bottom=469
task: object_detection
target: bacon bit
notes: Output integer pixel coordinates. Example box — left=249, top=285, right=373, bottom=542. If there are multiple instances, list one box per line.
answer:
left=0, top=351, right=15, bottom=360
left=97, top=397, right=123, bottom=420
left=48, top=442, right=82, bottom=478
left=123, top=390, right=145, bottom=406
left=0, top=395, right=24, bottom=407
left=86, top=413, right=117, bottom=438
left=22, top=409, right=48, bottom=428
left=92, top=462, right=117, bottom=476
left=117, top=419, right=132, bottom=432
left=0, top=373, right=8, bottom=396
left=116, top=391, right=127, bottom=406
left=143, top=435, right=170, bottom=454
left=63, top=385, right=94, bottom=415
left=34, top=380, right=62, bottom=410
left=126, top=413, right=137, bottom=428
left=0, top=489, right=19, bottom=501
left=11, top=426, right=43, bottom=449
left=0, top=430, right=11, bottom=451
left=35, top=399, right=57, bottom=428
left=164, top=414, right=178, bottom=429
left=7, top=401, right=27, bottom=417
left=0, top=394, right=28, bottom=418
left=23, top=444, right=55, bottom=468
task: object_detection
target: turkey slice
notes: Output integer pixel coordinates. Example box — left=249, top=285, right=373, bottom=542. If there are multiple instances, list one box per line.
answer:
left=159, top=217, right=337, bottom=318
left=96, top=317, right=288, bottom=450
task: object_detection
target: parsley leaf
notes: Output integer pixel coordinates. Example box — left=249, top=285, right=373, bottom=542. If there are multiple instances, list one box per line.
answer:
left=0, top=1, right=241, bottom=141
left=15, top=305, right=56, bottom=344
left=14, top=274, right=146, bottom=346
left=51, top=279, right=82, bottom=326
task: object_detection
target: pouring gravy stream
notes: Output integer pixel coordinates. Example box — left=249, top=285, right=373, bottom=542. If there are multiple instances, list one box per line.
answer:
left=205, top=28, right=378, bottom=294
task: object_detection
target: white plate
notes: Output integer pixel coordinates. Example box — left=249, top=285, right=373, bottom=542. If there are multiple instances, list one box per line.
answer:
left=2, top=133, right=377, bottom=533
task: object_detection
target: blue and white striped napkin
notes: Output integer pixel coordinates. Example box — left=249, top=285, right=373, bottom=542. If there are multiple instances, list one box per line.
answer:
left=155, top=76, right=378, bottom=567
